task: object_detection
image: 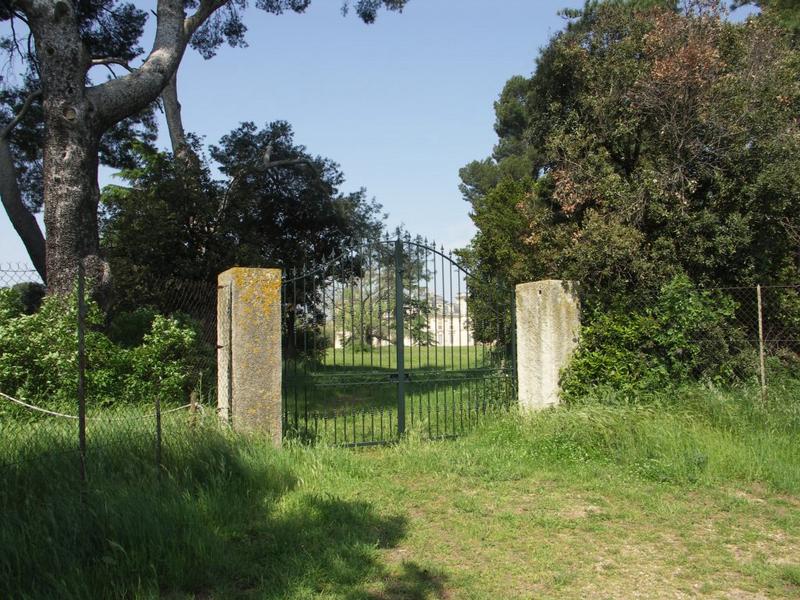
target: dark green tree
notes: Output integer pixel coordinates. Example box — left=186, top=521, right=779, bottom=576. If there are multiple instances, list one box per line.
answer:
left=734, top=0, right=800, bottom=35
left=100, top=120, right=384, bottom=307
left=460, top=0, right=800, bottom=307
left=0, top=0, right=409, bottom=290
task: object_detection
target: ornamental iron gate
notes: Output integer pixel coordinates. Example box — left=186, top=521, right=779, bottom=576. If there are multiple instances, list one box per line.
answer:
left=281, top=236, right=516, bottom=446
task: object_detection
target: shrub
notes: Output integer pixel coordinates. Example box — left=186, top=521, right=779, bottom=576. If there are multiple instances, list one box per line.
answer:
left=562, top=275, right=751, bottom=401
left=0, top=289, right=205, bottom=412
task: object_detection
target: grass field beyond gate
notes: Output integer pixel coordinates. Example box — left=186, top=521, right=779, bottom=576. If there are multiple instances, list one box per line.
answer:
left=283, top=345, right=514, bottom=444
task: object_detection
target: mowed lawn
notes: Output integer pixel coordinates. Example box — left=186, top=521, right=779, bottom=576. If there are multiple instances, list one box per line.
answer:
left=2, top=383, right=800, bottom=598
left=319, top=345, right=497, bottom=371
left=283, top=346, right=514, bottom=443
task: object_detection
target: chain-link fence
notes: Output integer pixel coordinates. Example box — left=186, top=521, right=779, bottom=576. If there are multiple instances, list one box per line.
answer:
left=728, top=285, right=800, bottom=391
left=0, top=263, right=218, bottom=484
left=568, top=281, right=800, bottom=400
left=0, top=263, right=42, bottom=287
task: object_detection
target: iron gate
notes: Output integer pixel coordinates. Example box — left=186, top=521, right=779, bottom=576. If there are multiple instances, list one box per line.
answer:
left=281, top=236, right=516, bottom=446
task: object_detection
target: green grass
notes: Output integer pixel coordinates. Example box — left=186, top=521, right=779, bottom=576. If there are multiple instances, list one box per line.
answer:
left=2, top=382, right=800, bottom=598
left=321, top=345, right=492, bottom=371
left=284, top=346, right=514, bottom=443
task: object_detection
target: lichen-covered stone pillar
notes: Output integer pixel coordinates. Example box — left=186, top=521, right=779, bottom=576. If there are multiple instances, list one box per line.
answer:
left=217, top=268, right=282, bottom=445
left=515, top=280, right=581, bottom=411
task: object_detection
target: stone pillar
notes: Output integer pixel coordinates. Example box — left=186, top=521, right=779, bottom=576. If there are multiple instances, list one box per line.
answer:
left=217, top=268, right=282, bottom=445
left=515, top=280, right=581, bottom=411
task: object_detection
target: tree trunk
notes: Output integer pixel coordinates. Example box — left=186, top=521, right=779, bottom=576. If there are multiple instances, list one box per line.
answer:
left=18, top=0, right=216, bottom=292
left=42, top=122, right=106, bottom=293
left=31, top=0, right=107, bottom=293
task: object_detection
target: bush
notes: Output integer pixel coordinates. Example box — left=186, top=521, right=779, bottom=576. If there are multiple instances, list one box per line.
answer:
left=562, top=275, right=751, bottom=401
left=0, top=289, right=206, bottom=412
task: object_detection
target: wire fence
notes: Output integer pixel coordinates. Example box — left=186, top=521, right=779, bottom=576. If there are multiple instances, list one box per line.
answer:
left=3, top=257, right=799, bottom=482
left=0, top=263, right=218, bottom=483
left=726, top=285, right=800, bottom=391
left=574, top=282, right=800, bottom=399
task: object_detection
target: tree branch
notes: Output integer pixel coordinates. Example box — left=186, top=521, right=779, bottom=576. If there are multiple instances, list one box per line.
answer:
left=215, top=159, right=317, bottom=224
left=263, top=158, right=317, bottom=170
left=0, top=87, right=46, bottom=279
left=184, top=0, right=230, bottom=36
left=0, top=89, right=41, bottom=140
left=160, top=70, right=202, bottom=172
left=88, top=0, right=218, bottom=129
left=0, top=138, right=46, bottom=280
left=90, top=57, right=134, bottom=72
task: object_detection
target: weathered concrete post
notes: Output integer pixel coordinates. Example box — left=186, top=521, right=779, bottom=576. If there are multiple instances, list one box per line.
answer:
left=217, top=268, right=282, bottom=445
left=515, top=280, right=581, bottom=411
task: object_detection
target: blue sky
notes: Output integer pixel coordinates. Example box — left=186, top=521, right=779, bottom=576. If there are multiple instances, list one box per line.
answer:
left=0, top=0, right=758, bottom=265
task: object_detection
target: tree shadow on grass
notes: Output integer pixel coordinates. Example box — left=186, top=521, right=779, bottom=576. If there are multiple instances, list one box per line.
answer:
left=216, top=493, right=409, bottom=599
left=350, top=562, right=449, bottom=600
left=0, top=424, right=426, bottom=599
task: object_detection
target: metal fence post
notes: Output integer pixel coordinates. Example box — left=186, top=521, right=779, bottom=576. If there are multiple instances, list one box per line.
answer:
left=155, top=390, right=162, bottom=477
left=394, top=238, right=406, bottom=437
left=757, top=284, right=767, bottom=402
left=77, top=261, right=87, bottom=485
left=190, top=389, right=198, bottom=429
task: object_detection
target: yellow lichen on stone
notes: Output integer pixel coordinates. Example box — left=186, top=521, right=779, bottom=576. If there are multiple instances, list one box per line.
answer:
left=216, top=267, right=283, bottom=446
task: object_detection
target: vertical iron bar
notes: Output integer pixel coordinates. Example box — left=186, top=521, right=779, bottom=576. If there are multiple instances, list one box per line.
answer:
left=368, top=242, right=374, bottom=369
left=394, top=239, right=406, bottom=437
left=441, top=248, right=447, bottom=435
left=432, top=243, right=439, bottom=371
left=292, top=269, right=299, bottom=429
left=425, top=243, right=431, bottom=368
left=440, top=247, right=447, bottom=369
left=457, top=267, right=464, bottom=435
left=359, top=247, right=365, bottom=367
left=350, top=250, right=356, bottom=368
left=281, top=277, right=288, bottom=432
left=465, top=274, right=473, bottom=427
left=322, top=274, right=328, bottom=365
left=426, top=379, right=432, bottom=439
left=341, top=257, right=346, bottom=368
left=407, top=242, right=412, bottom=374
left=449, top=251, right=455, bottom=374
left=302, top=265, right=308, bottom=436
left=416, top=241, right=422, bottom=370
left=378, top=245, right=383, bottom=369
left=329, top=278, right=335, bottom=367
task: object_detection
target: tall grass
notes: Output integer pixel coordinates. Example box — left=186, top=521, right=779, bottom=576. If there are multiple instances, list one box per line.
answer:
left=423, top=380, right=800, bottom=492
left=1, top=381, right=798, bottom=597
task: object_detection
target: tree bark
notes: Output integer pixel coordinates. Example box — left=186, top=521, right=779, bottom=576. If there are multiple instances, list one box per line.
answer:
left=26, top=0, right=106, bottom=292
left=162, top=73, right=188, bottom=157
left=0, top=136, right=47, bottom=280
left=20, top=0, right=211, bottom=293
left=162, top=72, right=202, bottom=171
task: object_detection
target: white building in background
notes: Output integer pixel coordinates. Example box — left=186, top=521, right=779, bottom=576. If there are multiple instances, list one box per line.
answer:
left=431, top=294, right=474, bottom=347
left=331, top=293, right=474, bottom=349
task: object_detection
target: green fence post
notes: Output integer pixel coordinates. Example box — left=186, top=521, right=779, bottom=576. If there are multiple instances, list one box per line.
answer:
left=394, top=239, right=406, bottom=437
